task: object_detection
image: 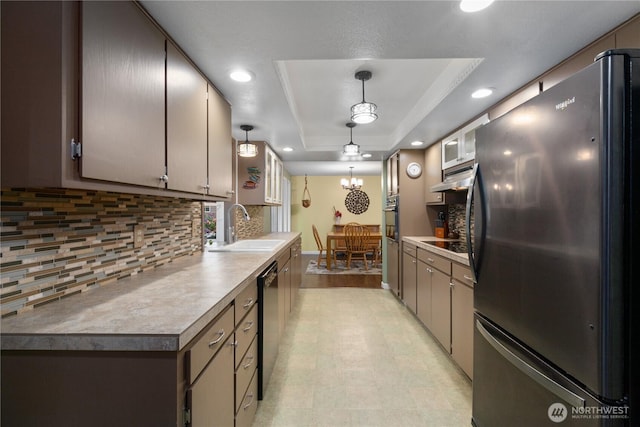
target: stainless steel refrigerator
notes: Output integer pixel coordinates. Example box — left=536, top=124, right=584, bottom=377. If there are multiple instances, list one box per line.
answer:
left=468, top=49, right=639, bottom=426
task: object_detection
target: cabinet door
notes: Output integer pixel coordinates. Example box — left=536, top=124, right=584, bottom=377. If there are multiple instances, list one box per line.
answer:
left=460, top=127, right=477, bottom=164
left=265, top=149, right=274, bottom=203
left=81, top=1, right=165, bottom=187
left=273, top=157, right=283, bottom=204
left=283, top=260, right=291, bottom=326
left=402, top=251, right=417, bottom=314
left=387, top=152, right=400, bottom=195
left=430, top=269, right=451, bottom=351
left=188, top=338, right=234, bottom=426
left=167, top=42, right=208, bottom=194
left=441, top=134, right=460, bottom=170
left=452, top=279, right=474, bottom=379
left=416, top=261, right=432, bottom=328
left=386, top=240, right=400, bottom=297
left=290, top=240, right=302, bottom=309
left=207, top=85, right=233, bottom=198
left=277, top=253, right=291, bottom=338
left=424, top=142, right=445, bottom=204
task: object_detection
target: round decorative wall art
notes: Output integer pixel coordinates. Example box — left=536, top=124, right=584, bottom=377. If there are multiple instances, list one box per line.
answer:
left=344, top=190, right=369, bottom=215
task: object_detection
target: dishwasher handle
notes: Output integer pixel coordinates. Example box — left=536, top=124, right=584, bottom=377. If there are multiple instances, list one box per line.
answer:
left=260, top=261, right=278, bottom=287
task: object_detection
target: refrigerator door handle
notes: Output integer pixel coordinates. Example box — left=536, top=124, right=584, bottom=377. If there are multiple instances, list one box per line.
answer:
left=476, top=319, right=586, bottom=409
left=466, top=163, right=478, bottom=283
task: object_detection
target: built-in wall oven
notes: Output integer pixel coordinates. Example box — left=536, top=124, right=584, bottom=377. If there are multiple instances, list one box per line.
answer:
left=384, top=195, right=399, bottom=242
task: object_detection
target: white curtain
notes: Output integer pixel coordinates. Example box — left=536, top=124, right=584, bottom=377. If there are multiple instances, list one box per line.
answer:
left=271, top=176, right=291, bottom=232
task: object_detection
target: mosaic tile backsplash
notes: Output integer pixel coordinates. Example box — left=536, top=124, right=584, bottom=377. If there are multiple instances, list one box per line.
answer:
left=235, top=205, right=265, bottom=239
left=447, top=203, right=474, bottom=242
left=0, top=188, right=203, bottom=317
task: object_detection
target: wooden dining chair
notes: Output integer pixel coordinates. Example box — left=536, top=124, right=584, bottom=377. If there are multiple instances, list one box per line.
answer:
left=334, top=221, right=359, bottom=264
left=343, top=223, right=371, bottom=270
left=312, top=224, right=334, bottom=266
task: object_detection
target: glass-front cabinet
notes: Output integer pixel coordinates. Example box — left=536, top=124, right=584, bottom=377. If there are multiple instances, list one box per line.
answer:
left=441, top=114, right=489, bottom=170
left=238, top=142, right=283, bottom=206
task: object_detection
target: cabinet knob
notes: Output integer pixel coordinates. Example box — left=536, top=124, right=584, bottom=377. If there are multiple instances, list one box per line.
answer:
left=159, top=174, right=169, bottom=183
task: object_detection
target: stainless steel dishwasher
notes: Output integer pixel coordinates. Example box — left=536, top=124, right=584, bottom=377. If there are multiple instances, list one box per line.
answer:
left=257, top=261, right=278, bottom=400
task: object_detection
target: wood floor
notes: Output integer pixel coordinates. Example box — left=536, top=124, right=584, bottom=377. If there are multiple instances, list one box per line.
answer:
left=300, top=254, right=382, bottom=289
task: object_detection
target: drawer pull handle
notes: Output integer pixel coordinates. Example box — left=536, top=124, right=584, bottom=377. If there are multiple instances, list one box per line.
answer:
left=427, top=258, right=435, bottom=263
left=243, top=321, right=255, bottom=332
left=242, top=298, right=254, bottom=309
left=463, top=274, right=474, bottom=282
left=208, top=330, right=225, bottom=347
left=229, top=340, right=238, bottom=347
left=243, top=393, right=255, bottom=410
left=243, top=355, right=254, bottom=370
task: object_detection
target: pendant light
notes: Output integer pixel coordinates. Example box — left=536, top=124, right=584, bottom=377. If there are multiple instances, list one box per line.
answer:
left=351, top=70, right=378, bottom=124
left=341, top=166, right=363, bottom=191
left=343, top=122, right=360, bottom=156
left=237, top=125, right=258, bottom=157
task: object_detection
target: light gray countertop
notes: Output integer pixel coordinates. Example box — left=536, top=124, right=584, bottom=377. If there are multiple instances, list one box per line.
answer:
left=402, top=236, right=471, bottom=266
left=0, top=232, right=300, bottom=352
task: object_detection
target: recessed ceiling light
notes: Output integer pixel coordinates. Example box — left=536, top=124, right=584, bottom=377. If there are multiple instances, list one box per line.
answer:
left=230, top=69, right=253, bottom=82
left=460, top=0, right=494, bottom=13
left=471, top=88, right=494, bottom=98
left=282, top=147, right=293, bottom=152
left=362, top=153, right=372, bottom=158
left=411, top=140, right=424, bottom=146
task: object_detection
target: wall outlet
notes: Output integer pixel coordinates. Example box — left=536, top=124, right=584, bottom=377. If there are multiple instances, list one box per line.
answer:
left=134, top=225, right=145, bottom=248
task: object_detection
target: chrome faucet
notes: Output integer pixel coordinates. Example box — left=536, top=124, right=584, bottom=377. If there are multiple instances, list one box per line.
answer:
left=227, top=203, right=251, bottom=243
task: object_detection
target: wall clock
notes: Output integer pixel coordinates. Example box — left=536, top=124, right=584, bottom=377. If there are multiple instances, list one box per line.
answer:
left=406, top=162, right=422, bottom=178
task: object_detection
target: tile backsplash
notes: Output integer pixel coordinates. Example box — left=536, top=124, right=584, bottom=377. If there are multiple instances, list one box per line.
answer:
left=1, top=188, right=202, bottom=317
left=447, top=203, right=474, bottom=241
left=234, top=205, right=265, bottom=239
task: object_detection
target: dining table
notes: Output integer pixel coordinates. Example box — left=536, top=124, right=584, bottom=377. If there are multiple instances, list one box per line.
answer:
left=325, top=231, right=383, bottom=270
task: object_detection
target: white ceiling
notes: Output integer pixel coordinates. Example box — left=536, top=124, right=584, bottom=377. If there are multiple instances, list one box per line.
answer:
left=139, top=1, right=639, bottom=176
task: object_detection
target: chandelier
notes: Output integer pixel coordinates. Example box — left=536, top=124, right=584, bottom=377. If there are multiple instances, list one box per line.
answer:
left=237, top=125, right=258, bottom=157
left=341, top=166, right=363, bottom=191
left=343, top=122, right=360, bottom=156
left=351, top=70, right=378, bottom=124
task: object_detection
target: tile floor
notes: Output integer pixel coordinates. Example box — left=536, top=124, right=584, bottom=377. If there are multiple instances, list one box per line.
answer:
left=252, top=288, right=472, bottom=427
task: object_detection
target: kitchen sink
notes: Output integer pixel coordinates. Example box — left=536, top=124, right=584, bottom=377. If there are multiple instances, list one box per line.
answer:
left=207, top=239, right=286, bottom=252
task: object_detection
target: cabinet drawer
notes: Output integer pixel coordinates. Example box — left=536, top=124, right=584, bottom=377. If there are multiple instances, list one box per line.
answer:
left=402, top=243, right=417, bottom=258
left=235, top=335, right=258, bottom=412
left=277, top=247, right=291, bottom=267
left=452, top=262, right=474, bottom=287
left=188, top=336, right=235, bottom=427
left=187, top=305, right=235, bottom=383
left=235, top=304, right=258, bottom=368
left=235, top=282, right=258, bottom=326
left=417, top=248, right=451, bottom=275
left=235, top=370, right=258, bottom=427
